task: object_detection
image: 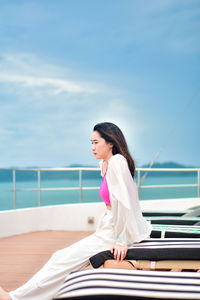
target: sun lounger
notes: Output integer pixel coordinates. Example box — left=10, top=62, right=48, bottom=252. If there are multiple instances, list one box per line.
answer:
left=147, top=216, right=200, bottom=225
left=151, top=223, right=200, bottom=238
left=90, top=238, right=200, bottom=271
left=54, top=239, right=200, bottom=299
left=143, top=205, right=200, bottom=218
left=104, top=259, right=200, bottom=272
left=54, top=268, right=200, bottom=299
left=127, top=259, right=200, bottom=270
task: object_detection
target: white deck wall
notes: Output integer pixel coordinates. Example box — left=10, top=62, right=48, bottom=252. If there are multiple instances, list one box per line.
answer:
left=0, top=198, right=199, bottom=238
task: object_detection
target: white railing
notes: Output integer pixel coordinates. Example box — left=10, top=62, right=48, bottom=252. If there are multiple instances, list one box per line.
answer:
left=0, top=167, right=199, bottom=210
left=137, top=168, right=200, bottom=190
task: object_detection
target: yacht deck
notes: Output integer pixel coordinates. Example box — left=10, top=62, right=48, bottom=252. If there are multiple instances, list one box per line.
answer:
left=0, top=230, right=92, bottom=292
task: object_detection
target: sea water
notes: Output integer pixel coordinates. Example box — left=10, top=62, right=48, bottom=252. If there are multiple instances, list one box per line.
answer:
left=0, top=169, right=198, bottom=211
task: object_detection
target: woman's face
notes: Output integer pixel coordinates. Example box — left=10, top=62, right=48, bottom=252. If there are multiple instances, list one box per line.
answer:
left=91, top=131, right=113, bottom=160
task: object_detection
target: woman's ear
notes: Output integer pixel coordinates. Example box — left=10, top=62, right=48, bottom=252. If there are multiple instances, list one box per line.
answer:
left=109, top=143, right=113, bottom=149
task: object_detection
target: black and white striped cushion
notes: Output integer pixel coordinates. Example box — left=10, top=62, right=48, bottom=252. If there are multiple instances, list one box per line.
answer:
left=90, top=239, right=200, bottom=268
left=54, top=268, right=200, bottom=299
left=151, top=223, right=200, bottom=238
left=148, top=217, right=200, bottom=226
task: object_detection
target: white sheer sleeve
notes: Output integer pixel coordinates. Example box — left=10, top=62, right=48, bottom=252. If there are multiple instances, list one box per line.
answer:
left=106, top=154, right=152, bottom=246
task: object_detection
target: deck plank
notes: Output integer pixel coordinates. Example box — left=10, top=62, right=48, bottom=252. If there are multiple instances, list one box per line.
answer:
left=0, top=230, right=92, bottom=291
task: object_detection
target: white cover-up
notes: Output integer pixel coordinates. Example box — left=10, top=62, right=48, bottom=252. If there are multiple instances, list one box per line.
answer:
left=102, top=154, right=152, bottom=246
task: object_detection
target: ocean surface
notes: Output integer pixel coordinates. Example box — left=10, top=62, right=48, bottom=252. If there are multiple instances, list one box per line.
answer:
left=0, top=169, right=198, bottom=211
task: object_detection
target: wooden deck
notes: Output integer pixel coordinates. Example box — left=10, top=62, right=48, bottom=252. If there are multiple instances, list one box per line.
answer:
left=0, top=230, right=92, bottom=292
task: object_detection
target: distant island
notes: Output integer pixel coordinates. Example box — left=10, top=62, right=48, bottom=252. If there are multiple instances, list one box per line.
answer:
left=69, top=161, right=197, bottom=169
left=140, top=161, right=196, bottom=169
left=69, top=162, right=197, bottom=169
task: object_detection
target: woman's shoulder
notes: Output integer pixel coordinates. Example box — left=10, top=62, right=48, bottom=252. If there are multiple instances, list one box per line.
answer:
left=108, top=154, right=133, bottom=182
left=109, top=154, right=127, bottom=167
left=110, top=153, right=126, bottom=161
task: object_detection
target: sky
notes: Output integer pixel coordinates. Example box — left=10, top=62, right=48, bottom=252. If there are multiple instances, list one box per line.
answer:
left=0, top=0, right=199, bottom=168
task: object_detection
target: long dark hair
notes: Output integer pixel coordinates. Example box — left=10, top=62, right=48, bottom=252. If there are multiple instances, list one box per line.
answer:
left=93, top=122, right=135, bottom=178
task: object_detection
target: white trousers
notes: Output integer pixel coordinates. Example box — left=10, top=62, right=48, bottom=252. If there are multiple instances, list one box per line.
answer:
left=9, top=209, right=116, bottom=300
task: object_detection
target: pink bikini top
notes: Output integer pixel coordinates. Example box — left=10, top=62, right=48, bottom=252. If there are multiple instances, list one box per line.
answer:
left=99, top=170, right=111, bottom=206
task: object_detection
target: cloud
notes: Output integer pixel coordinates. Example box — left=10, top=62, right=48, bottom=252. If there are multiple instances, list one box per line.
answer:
left=0, top=52, right=143, bottom=167
left=0, top=73, right=97, bottom=94
left=0, top=53, right=99, bottom=96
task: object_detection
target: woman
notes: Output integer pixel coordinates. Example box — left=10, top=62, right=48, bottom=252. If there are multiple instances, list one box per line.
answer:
left=0, top=122, right=151, bottom=300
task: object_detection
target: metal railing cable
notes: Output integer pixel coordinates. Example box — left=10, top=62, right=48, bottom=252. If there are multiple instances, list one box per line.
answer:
left=140, top=87, right=200, bottom=185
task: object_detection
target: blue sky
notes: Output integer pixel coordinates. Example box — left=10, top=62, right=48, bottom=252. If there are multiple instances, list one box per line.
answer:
left=0, top=0, right=199, bottom=168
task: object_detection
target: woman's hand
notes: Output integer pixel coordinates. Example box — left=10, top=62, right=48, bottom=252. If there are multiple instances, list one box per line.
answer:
left=110, top=245, right=128, bottom=263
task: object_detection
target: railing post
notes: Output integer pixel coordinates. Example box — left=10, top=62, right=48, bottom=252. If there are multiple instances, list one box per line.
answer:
left=79, top=169, right=82, bottom=203
left=38, top=170, right=41, bottom=207
left=137, top=170, right=141, bottom=198
left=13, top=170, right=16, bottom=210
left=198, top=170, right=200, bottom=198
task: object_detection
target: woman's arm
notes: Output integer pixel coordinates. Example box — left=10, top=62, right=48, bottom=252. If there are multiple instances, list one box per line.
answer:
left=107, top=155, right=134, bottom=245
left=107, top=154, right=151, bottom=248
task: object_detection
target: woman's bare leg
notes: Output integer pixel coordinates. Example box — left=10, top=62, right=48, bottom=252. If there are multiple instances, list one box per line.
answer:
left=0, top=287, right=11, bottom=300
left=103, top=259, right=135, bottom=269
